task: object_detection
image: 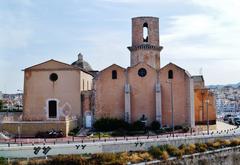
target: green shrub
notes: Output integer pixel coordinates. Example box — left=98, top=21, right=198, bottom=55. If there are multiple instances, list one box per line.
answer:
left=151, top=121, right=160, bottom=131
left=138, top=152, right=153, bottom=161
left=182, top=126, right=190, bottom=133
left=0, top=157, right=7, bottom=165
left=93, top=118, right=129, bottom=132
left=90, top=153, right=126, bottom=165
left=49, top=155, right=87, bottom=165
left=130, top=120, right=145, bottom=131
left=174, top=125, right=183, bottom=130
left=68, top=127, right=80, bottom=136
left=149, top=146, right=163, bottom=159
left=164, top=127, right=173, bottom=132
left=166, top=145, right=182, bottom=157
left=154, top=128, right=166, bottom=134
left=195, top=143, right=208, bottom=152
left=111, top=129, right=126, bottom=136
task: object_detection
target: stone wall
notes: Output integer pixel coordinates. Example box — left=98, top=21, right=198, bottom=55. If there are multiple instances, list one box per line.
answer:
left=147, top=146, right=240, bottom=165
left=0, top=119, right=77, bottom=137
left=1, top=131, right=240, bottom=158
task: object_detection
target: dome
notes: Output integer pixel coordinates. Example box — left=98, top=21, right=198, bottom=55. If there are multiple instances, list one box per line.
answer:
left=71, top=53, right=93, bottom=71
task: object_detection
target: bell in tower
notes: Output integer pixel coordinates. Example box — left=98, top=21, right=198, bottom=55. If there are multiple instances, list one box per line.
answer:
left=128, top=16, right=163, bottom=69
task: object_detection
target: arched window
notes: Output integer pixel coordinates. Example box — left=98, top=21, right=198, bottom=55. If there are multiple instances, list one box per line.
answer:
left=143, top=23, right=148, bottom=42
left=112, top=70, right=117, bottom=79
left=168, top=70, right=173, bottom=79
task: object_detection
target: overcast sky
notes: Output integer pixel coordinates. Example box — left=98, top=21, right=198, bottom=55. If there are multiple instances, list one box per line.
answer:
left=1, top=0, right=240, bottom=93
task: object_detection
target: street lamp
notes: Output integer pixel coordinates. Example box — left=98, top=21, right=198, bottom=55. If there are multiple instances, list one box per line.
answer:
left=167, top=80, right=174, bottom=137
left=205, top=99, right=210, bottom=135
left=17, top=89, right=23, bottom=139
left=17, top=89, right=23, bottom=111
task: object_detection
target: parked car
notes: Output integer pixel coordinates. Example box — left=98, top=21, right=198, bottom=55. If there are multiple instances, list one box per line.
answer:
left=228, top=117, right=234, bottom=124
left=35, top=129, right=64, bottom=138
left=233, top=117, right=240, bottom=126
left=224, top=114, right=232, bottom=122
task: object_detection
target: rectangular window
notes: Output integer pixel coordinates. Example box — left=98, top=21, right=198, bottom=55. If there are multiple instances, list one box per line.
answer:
left=112, top=70, right=117, bottom=79
left=48, top=100, right=57, bottom=118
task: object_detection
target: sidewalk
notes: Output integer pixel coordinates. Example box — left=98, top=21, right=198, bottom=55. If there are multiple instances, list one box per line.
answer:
left=216, top=121, right=236, bottom=131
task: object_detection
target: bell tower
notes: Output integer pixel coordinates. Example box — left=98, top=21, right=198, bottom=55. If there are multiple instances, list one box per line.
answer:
left=128, top=16, right=163, bottom=69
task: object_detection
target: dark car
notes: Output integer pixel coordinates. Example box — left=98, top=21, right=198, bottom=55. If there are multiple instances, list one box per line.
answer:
left=35, top=130, right=64, bottom=138
left=223, top=114, right=232, bottom=122
left=233, top=117, right=240, bottom=126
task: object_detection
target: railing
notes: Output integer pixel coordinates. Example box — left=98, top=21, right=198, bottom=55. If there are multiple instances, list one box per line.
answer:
left=0, top=126, right=239, bottom=147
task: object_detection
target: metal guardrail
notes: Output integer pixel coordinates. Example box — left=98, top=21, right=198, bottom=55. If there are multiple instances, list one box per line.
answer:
left=0, top=126, right=239, bottom=147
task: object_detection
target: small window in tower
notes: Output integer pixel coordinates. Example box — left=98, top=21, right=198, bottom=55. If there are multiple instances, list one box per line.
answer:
left=112, top=70, right=117, bottom=79
left=143, top=23, right=148, bottom=42
left=168, top=70, right=173, bottom=79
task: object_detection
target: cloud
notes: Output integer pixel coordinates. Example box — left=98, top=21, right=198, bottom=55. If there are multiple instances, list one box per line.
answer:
left=158, top=0, right=240, bottom=84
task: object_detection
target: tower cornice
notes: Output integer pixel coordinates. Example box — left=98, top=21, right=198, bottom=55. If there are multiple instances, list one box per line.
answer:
left=127, top=44, right=163, bottom=51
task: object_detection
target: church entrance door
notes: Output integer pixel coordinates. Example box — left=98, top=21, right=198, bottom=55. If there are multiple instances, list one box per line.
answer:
left=86, top=114, right=92, bottom=128
left=48, top=100, right=57, bottom=118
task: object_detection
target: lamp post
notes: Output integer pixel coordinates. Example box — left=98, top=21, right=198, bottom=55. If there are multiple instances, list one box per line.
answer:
left=205, top=99, right=210, bottom=135
left=17, top=89, right=22, bottom=111
left=167, top=80, right=174, bottom=137
left=17, top=89, right=22, bottom=139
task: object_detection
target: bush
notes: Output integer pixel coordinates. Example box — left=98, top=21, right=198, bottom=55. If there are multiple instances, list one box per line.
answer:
left=222, top=140, right=231, bottom=147
left=28, top=155, right=87, bottom=165
left=68, top=127, right=80, bottom=136
left=167, top=145, right=179, bottom=156
left=111, top=129, right=126, bottom=137
left=162, top=151, right=169, bottom=160
left=93, top=118, right=129, bottom=132
left=174, top=125, right=183, bottom=130
left=230, top=138, right=240, bottom=147
left=206, top=140, right=225, bottom=150
left=128, top=153, right=144, bottom=164
left=130, top=120, right=145, bottom=131
left=149, top=146, right=163, bottom=159
left=0, top=157, right=7, bottom=165
left=195, top=143, right=207, bottom=152
left=182, top=126, right=190, bottom=133
left=151, top=121, right=160, bottom=131
left=138, top=152, right=153, bottom=161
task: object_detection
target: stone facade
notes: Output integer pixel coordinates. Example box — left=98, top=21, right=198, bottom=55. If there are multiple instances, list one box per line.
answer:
left=193, top=76, right=216, bottom=125
left=128, top=17, right=163, bottom=69
left=5, top=16, right=217, bottom=137
left=94, top=16, right=196, bottom=127
left=18, top=59, right=94, bottom=136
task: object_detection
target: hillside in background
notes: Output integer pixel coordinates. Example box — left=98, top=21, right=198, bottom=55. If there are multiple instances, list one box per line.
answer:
left=208, top=82, right=240, bottom=89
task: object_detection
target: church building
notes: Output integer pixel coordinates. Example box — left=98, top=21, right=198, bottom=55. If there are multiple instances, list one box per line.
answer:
left=0, top=16, right=216, bottom=137
left=94, top=17, right=195, bottom=127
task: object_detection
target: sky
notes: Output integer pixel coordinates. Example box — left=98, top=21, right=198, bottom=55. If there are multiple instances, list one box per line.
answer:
left=0, top=0, right=240, bottom=93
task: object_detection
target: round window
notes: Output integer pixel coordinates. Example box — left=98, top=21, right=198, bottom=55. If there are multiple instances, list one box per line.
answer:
left=49, top=73, right=58, bottom=82
left=138, top=68, right=147, bottom=77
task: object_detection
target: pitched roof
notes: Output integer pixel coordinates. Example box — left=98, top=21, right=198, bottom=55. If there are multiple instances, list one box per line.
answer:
left=192, top=75, right=205, bottom=83
left=23, top=59, right=93, bottom=75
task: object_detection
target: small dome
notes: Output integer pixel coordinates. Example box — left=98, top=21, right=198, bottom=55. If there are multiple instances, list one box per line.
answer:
left=71, top=53, right=93, bottom=71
